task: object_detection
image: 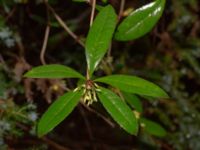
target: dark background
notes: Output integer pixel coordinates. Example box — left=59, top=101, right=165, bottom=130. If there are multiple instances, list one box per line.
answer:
left=0, top=0, right=200, bottom=149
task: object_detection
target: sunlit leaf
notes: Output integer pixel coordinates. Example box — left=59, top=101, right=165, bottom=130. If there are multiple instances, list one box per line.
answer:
left=115, top=0, right=165, bottom=41
left=37, top=90, right=83, bottom=137
left=24, top=64, right=85, bottom=79
left=97, top=87, right=138, bottom=135
left=140, top=117, right=167, bottom=137
left=95, top=75, right=168, bottom=98
left=85, top=5, right=117, bottom=76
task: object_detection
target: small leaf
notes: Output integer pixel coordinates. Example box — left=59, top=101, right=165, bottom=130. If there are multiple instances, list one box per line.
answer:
left=140, top=117, right=167, bottom=137
left=115, top=0, right=166, bottom=41
left=85, top=5, right=117, bottom=76
left=24, top=64, right=85, bottom=79
left=122, top=92, right=143, bottom=113
left=97, top=87, right=138, bottom=135
left=95, top=75, right=168, bottom=98
left=37, top=90, right=83, bottom=137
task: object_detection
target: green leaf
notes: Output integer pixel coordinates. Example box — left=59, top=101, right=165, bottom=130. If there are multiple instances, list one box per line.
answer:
left=115, top=0, right=166, bottom=41
left=140, top=117, right=167, bottom=137
left=37, top=90, right=83, bottom=137
left=85, top=5, right=117, bottom=76
left=122, top=92, right=143, bottom=113
left=72, top=0, right=86, bottom=2
left=97, top=87, right=138, bottom=135
left=24, top=64, right=85, bottom=79
left=95, top=75, right=168, bottom=98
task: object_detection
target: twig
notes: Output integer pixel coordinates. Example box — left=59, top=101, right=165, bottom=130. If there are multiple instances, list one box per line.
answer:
left=81, top=102, right=115, bottom=128
left=0, top=54, right=9, bottom=72
left=42, top=137, right=71, bottom=150
left=40, top=25, right=50, bottom=65
left=47, top=4, right=84, bottom=47
left=5, top=7, right=16, bottom=22
left=40, top=1, right=50, bottom=65
left=15, top=122, right=71, bottom=150
left=118, top=0, right=125, bottom=20
left=90, top=0, right=96, bottom=26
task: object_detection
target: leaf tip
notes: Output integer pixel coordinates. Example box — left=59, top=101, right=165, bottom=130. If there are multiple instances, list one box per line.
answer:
left=23, top=72, right=30, bottom=78
left=161, top=91, right=170, bottom=99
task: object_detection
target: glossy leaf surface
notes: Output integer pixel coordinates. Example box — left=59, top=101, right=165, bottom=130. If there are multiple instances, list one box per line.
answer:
left=115, top=0, right=165, bottom=41
left=97, top=87, right=138, bottom=135
left=95, top=75, right=168, bottom=98
left=140, top=117, right=167, bottom=137
left=122, top=92, right=143, bottom=113
left=24, top=64, right=85, bottom=79
left=37, top=90, right=83, bottom=137
left=85, top=5, right=117, bottom=76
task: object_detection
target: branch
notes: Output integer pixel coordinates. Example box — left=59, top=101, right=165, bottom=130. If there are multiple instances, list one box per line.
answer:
left=47, top=4, right=85, bottom=47
left=118, top=0, right=125, bottom=20
left=81, top=102, right=115, bottom=128
left=40, top=25, right=50, bottom=65
left=90, top=0, right=96, bottom=26
left=42, top=137, right=71, bottom=150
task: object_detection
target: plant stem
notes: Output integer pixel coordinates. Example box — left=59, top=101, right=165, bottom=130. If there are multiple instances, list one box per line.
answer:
left=81, top=101, right=115, bottom=128
left=90, top=0, right=96, bottom=26
left=118, top=0, right=125, bottom=20
left=40, top=2, right=50, bottom=65
left=40, top=25, right=50, bottom=65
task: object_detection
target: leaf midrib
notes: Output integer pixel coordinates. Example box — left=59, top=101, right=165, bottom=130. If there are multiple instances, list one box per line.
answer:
left=100, top=91, right=135, bottom=129
left=43, top=92, right=80, bottom=131
left=92, top=8, right=110, bottom=53
left=98, top=77, right=158, bottom=91
left=30, top=70, right=76, bottom=75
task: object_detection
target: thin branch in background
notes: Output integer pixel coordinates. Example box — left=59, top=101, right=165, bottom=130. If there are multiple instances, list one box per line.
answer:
left=0, top=54, right=9, bottom=72
left=47, top=4, right=85, bottom=47
left=5, top=7, right=16, bottom=22
left=15, top=122, right=71, bottom=150
left=40, top=0, right=50, bottom=65
left=78, top=105, right=97, bottom=150
left=40, top=25, right=50, bottom=65
left=42, top=137, right=71, bottom=150
left=90, top=0, right=96, bottom=26
left=81, top=102, right=115, bottom=128
left=118, top=0, right=125, bottom=20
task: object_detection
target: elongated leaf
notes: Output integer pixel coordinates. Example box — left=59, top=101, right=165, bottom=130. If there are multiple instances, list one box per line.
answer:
left=122, top=92, right=143, bottom=113
left=115, top=0, right=165, bottom=41
left=37, top=90, right=83, bottom=137
left=85, top=5, right=117, bottom=76
left=24, top=64, right=85, bottom=79
left=97, top=87, right=138, bottom=135
left=72, top=0, right=86, bottom=2
left=140, top=117, right=167, bottom=137
left=95, top=75, right=168, bottom=98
